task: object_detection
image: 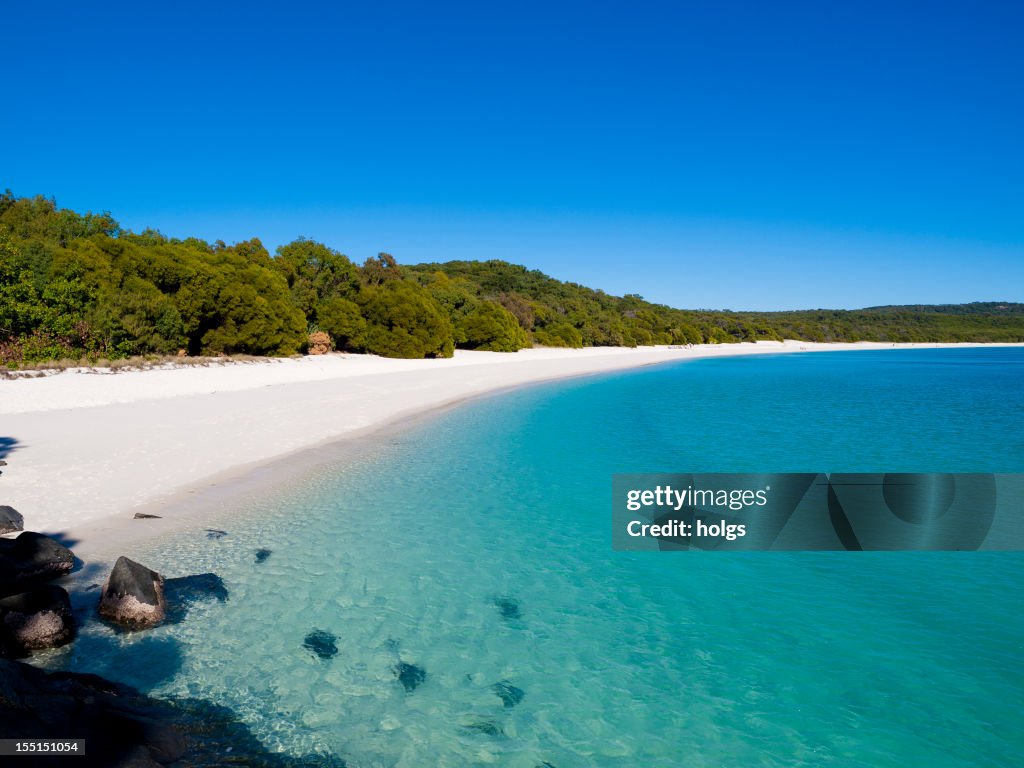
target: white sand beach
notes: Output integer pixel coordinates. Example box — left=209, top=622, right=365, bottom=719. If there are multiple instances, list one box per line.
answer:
left=0, top=341, right=1017, bottom=553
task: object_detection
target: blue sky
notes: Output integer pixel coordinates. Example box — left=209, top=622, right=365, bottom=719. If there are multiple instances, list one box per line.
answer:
left=3, top=1, right=1021, bottom=310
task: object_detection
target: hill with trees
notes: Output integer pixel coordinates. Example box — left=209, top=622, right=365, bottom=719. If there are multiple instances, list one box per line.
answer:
left=1, top=192, right=1021, bottom=367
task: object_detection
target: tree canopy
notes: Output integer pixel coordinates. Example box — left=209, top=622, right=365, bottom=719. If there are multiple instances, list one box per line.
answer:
left=2, top=191, right=1021, bottom=367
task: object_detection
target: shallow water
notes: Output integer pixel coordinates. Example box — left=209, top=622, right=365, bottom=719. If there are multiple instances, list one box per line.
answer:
left=53, top=349, right=1024, bottom=766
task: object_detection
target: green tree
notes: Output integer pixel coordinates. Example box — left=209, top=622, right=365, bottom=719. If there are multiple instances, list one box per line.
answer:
left=533, top=321, right=583, bottom=348
left=179, top=246, right=306, bottom=355
left=455, top=301, right=531, bottom=352
left=92, top=276, right=186, bottom=356
left=4, top=192, right=1024, bottom=366
left=357, top=281, right=454, bottom=358
left=317, top=297, right=366, bottom=351
left=273, top=238, right=361, bottom=322
left=362, top=252, right=402, bottom=286
left=0, top=235, right=43, bottom=338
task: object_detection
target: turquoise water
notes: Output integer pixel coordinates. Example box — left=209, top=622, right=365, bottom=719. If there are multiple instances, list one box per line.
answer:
left=59, top=349, right=1024, bottom=766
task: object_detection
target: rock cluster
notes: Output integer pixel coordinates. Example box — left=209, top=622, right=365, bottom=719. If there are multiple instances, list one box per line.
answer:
left=0, top=469, right=347, bottom=765
left=0, top=519, right=76, bottom=658
left=1, top=465, right=89, bottom=656
left=0, top=498, right=172, bottom=654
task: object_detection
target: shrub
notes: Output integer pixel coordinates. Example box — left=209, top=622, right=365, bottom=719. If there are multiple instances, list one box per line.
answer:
left=533, top=321, right=583, bottom=348
left=455, top=301, right=530, bottom=352
left=307, top=331, right=332, bottom=355
left=357, top=281, right=454, bottom=358
left=272, top=238, right=361, bottom=320
left=317, top=297, right=366, bottom=351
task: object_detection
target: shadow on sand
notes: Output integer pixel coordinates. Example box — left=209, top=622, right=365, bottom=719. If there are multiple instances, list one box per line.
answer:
left=0, top=436, right=20, bottom=460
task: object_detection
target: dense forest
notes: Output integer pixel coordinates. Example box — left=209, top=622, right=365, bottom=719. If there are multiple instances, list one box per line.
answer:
left=1, top=193, right=1022, bottom=367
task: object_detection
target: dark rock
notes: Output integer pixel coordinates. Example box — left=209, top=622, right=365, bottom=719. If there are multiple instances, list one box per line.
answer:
left=0, top=658, right=350, bottom=766
left=0, top=532, right=75, bottom=596
left=205, top=529, right=228, bottom=540
left=98, top=557, right=166, bottom=630
left=133, top=513, right=162, bottom=519
left=463, top=720, right=505, bottom=737
left=118, top=713, right=190, bottom=764
left=303, top=629, right=338, bottom=660
left=0, top=505, right=23, bottom=535
left=393, top=661, right=426, bottom=692
left=255, top=548, right=272, bottom=564
left=0, top=585, right=74, bottom=655
left=116, top=745, right=166, bottom=767
left=492, top=596, right=522, bottom=620
left=0, top=460, right=7, bottom=466
left=0, top=630, right=13, bottom=658
left=491, top=680, right=525, bottom=708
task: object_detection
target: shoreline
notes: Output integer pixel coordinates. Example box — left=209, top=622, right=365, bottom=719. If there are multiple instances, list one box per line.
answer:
left=2, top=341, right=1020, bottom=562
left=52, top=390, right=472, bottom=567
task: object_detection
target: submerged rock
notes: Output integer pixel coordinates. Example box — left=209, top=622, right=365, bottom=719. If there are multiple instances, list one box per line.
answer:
left=0, top=532, right=75, bottom=595
left=303, top=629, right=339, bottom=660
left=463, top=720, right=505, bottom=737
left=394, top=661, right=427, bottom=692
left=492, top=596, right=522, bottom=621
left=98, top=557, right=166, bottom=630
left=205, top=529, right=228, bottom=540
left=255, top=548, right=272, bottom=564
left=0, top=506, right=24, bottom=535
left=0, top=585, right=74, bottom=655
left=491, top=680, right=525, bottom=708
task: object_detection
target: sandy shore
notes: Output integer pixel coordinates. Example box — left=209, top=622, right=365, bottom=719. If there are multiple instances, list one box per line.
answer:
left=0, top=341, right=1017, bottom=555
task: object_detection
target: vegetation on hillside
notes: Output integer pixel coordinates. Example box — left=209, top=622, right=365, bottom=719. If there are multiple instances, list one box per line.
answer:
left=1, top=192, right=1021, bottom=367
left=404, top=261, right=1024, bottom=346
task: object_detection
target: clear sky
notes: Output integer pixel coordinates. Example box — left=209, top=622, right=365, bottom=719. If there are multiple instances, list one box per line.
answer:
left=3, top=1, right=1022, bottom=310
